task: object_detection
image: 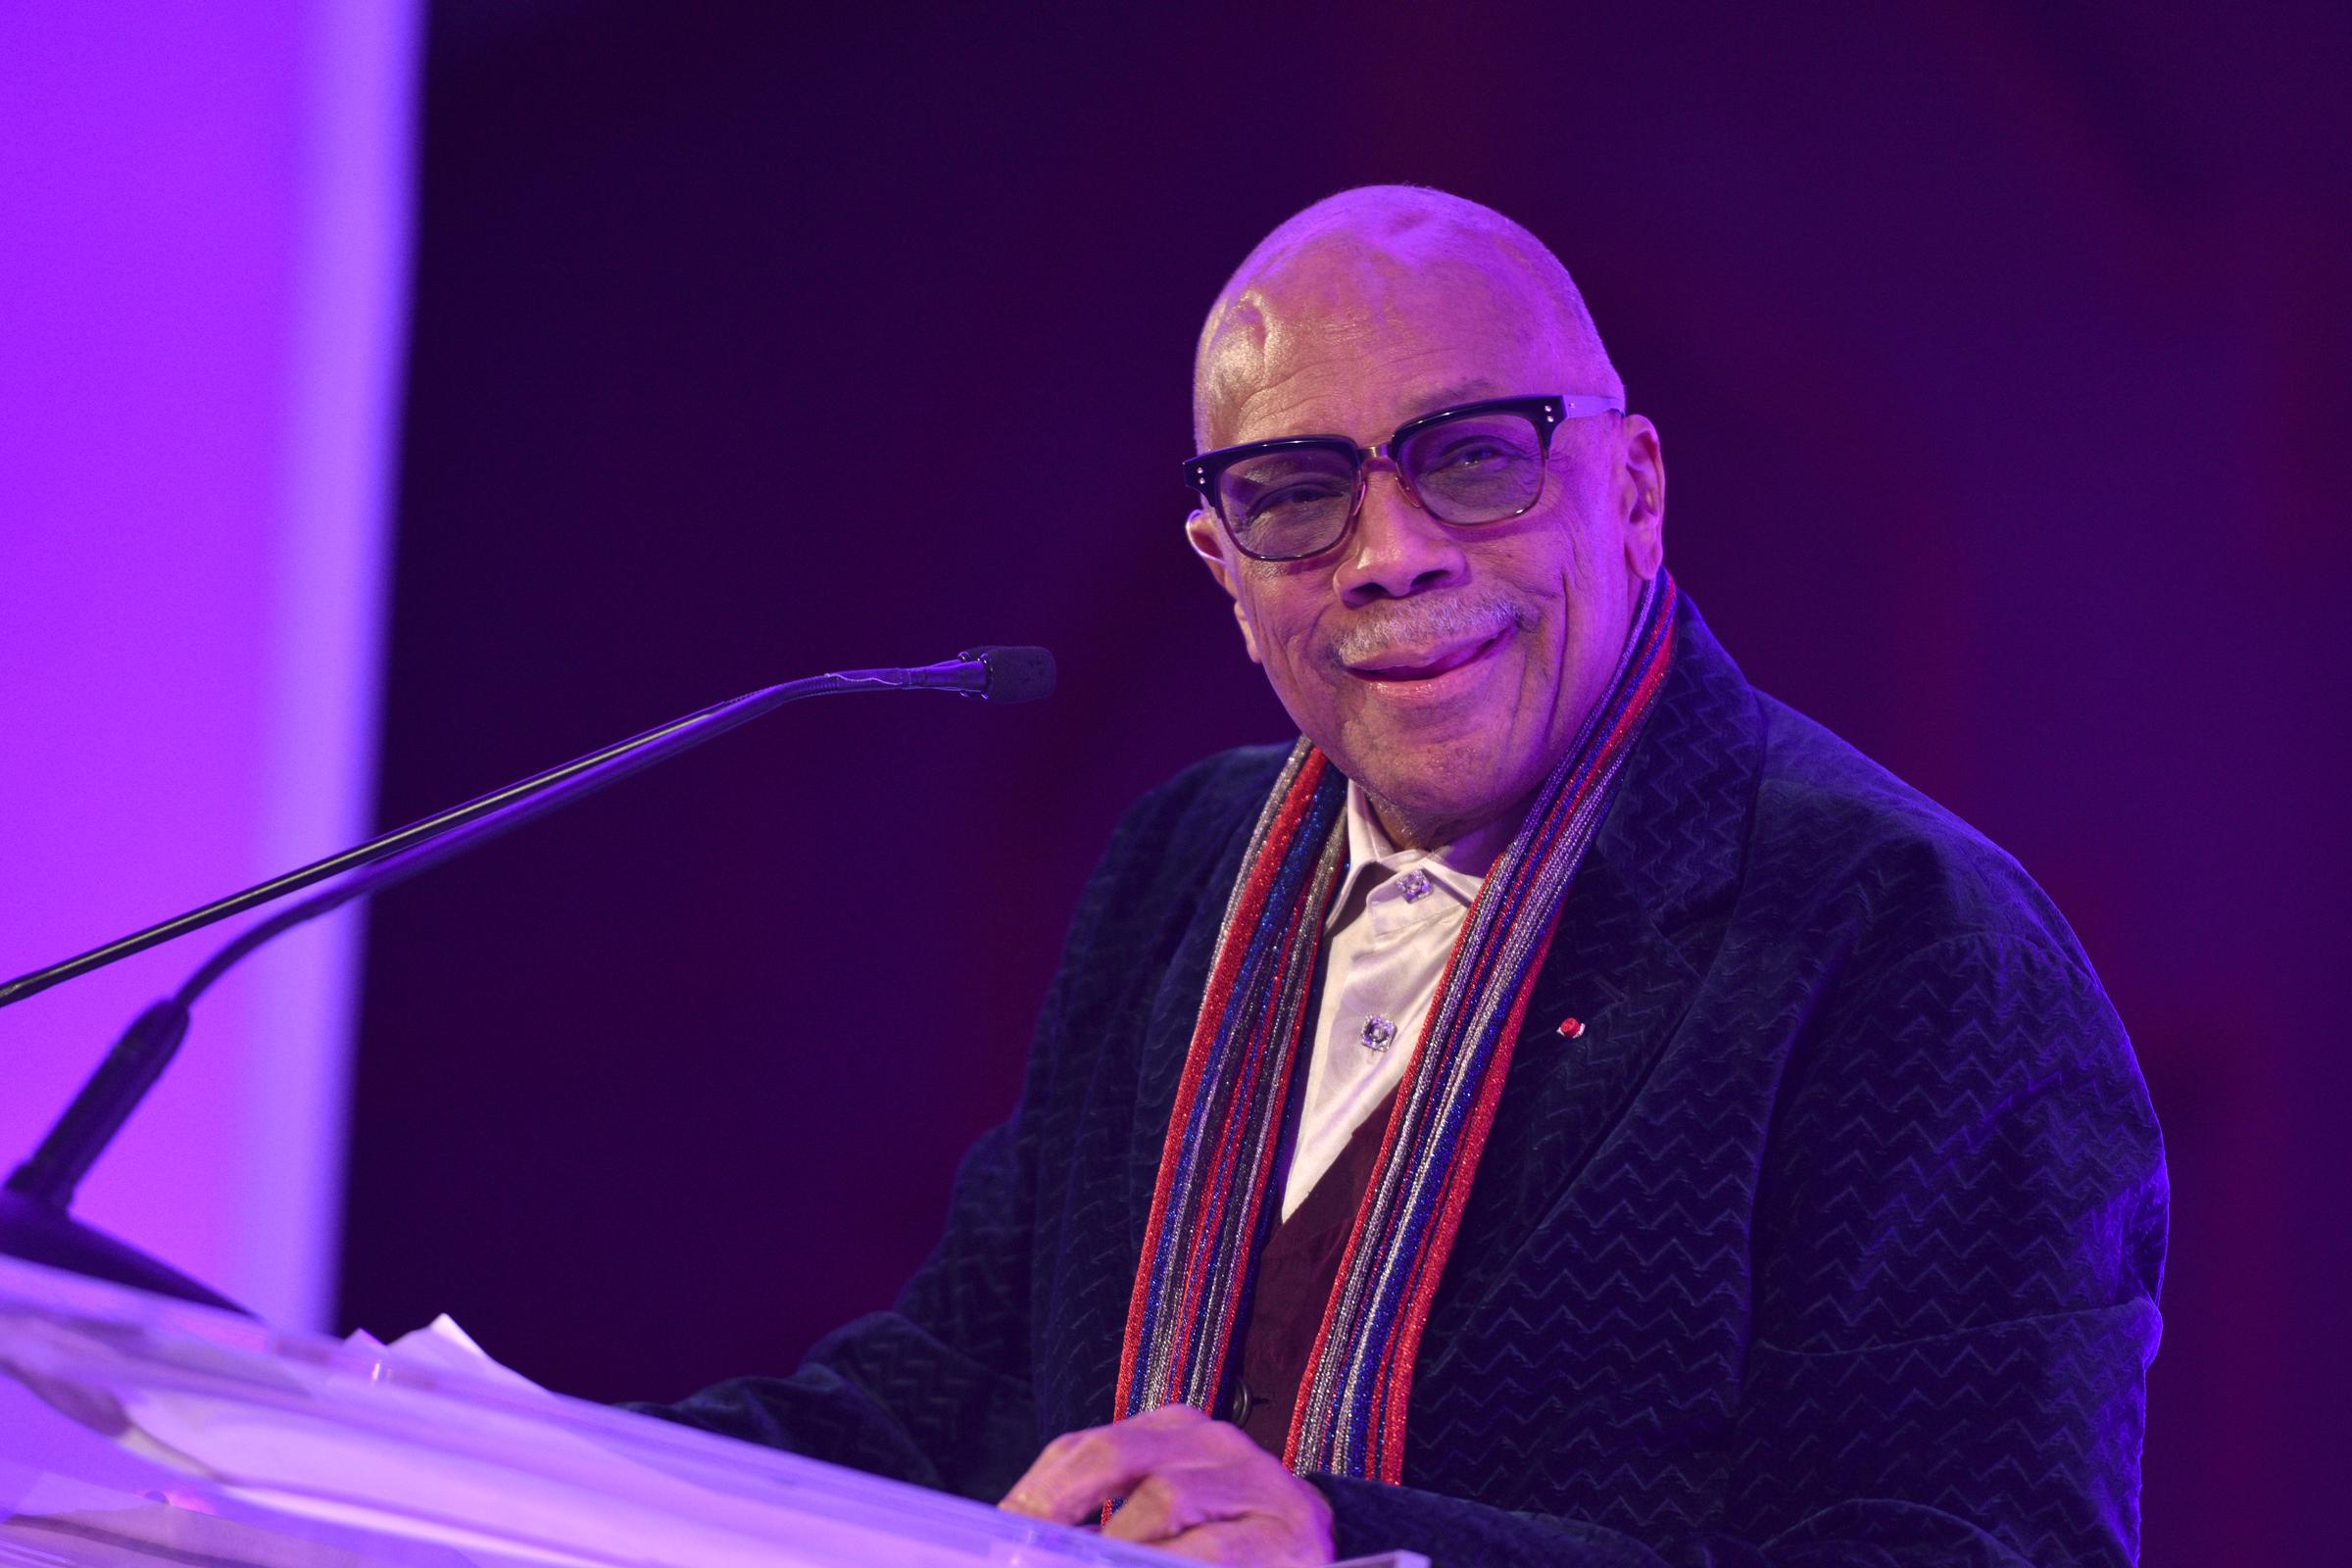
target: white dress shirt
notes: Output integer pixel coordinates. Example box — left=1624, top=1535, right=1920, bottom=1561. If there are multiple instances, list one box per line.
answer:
left=1279, top=780, right=1517, bottom=1221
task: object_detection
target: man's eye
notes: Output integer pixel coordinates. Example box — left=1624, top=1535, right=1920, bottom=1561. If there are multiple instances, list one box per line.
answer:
left=1427, top=437, right=1532, bottom=471
left=1244, top=481, right=1348, bottom=519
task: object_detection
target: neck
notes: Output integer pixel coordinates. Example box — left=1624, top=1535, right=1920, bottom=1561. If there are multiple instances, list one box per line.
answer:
left=1364, top=787, right=1535, bottom=875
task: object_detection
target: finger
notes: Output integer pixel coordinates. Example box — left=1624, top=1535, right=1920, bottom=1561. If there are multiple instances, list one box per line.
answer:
left=1099, top=1460, right=1259, bottom=1544
left=998, top=1413, right=1209, bottom=1523
left=999, top=1425, right=1109, bottom=1514
left=1124, top=1401, right=1214, bottom=1429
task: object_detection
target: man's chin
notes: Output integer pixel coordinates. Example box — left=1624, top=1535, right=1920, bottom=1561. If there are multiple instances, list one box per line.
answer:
left=1348, top=761, right=1534, bottom=852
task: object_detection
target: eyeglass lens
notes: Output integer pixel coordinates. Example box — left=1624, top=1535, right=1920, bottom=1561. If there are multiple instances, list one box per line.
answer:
left=1216, top=410, right=1547, bottom=559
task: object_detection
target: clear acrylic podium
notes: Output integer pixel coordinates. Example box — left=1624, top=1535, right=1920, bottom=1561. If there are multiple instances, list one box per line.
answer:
left=0, top=1254, right=1424, bottom=1567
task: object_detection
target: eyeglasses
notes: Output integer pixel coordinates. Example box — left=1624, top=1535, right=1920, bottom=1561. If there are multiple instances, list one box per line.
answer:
left=1182, top=393, right=1624, bottom=563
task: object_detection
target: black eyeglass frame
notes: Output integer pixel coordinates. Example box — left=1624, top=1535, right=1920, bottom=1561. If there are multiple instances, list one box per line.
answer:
left=1182, top=392, right=1625, bottom=562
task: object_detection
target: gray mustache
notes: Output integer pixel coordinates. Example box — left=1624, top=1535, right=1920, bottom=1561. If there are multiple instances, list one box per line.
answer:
left=1329, top=594, right=1528, bottom=665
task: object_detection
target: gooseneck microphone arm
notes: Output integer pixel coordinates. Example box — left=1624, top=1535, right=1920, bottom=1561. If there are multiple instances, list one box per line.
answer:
left=0, top=647, right=1053, bottom=1012
left=0, top=646, right=1053, bottom=1314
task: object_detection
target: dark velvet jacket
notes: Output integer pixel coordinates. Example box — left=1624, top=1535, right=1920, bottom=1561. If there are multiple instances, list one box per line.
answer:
left=645, top=599, right=2168, bottom=1567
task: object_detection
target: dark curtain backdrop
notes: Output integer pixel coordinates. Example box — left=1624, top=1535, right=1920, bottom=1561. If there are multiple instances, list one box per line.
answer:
left=347, top=5, right=2350, bottom=1564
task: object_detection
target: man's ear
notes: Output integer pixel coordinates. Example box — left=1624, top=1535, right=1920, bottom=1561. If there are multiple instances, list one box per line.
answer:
left=1617, top=414, right=1667, bottom=579
left=1184, top=510, right=1264, bottom=665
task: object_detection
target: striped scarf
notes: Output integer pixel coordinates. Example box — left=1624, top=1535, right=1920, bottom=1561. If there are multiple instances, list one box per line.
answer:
left=1113, top=570, right=1678, bottom=1484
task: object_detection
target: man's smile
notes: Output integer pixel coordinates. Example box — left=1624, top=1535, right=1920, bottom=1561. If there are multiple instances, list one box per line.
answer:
left=1344, top=630, right=1504, bottom=684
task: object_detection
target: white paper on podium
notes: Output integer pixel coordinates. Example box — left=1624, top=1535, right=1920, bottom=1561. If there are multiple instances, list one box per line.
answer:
left=351, top=1315, right=545, bottom=1396
left=0, top=1256, right=1428, bottom=1568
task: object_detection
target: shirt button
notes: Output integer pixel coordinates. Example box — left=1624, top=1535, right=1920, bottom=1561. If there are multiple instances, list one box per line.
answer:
left=1396, top=869, right=1433, bottom=903
left=1359, top=1014, right=1396, bottom=1051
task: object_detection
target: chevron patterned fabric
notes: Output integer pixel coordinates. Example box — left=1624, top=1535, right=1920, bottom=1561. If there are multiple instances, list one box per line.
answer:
left=638, top=592, right=2167, bottom=1568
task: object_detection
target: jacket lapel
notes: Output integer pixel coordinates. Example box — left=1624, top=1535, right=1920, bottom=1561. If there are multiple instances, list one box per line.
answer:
left=1448, top=856, right=1704, bottom=1287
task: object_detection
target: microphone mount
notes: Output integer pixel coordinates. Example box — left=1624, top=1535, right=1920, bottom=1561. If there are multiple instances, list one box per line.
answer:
left=0, top=646, right=1054, bottom=1313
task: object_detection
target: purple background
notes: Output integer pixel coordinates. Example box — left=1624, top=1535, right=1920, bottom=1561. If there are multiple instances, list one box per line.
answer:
left=342, top=5, right=2349, bottom=1564
left=0, top=1, right=414, bottom=1329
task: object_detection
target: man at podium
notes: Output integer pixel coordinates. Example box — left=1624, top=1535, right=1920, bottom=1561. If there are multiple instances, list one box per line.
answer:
left=637, top=187, right=2167, bottom=1568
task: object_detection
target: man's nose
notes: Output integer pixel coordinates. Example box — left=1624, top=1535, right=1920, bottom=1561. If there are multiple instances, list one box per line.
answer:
left=1333, top=462, right=1466, bottom=604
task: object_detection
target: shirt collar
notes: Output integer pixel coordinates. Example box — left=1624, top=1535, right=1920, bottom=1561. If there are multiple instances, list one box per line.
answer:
left=1328, top=776, right=1518, bottom=922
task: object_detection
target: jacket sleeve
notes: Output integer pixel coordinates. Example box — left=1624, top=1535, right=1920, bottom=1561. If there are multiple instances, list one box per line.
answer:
left=623, top=878, right=1101, bottom=1501
left=622, top=1104, right=1041, bottom=1500
left=1311, top=931, right=2168, bottom=1568
left=624, top=757, right=1233, bottom=1503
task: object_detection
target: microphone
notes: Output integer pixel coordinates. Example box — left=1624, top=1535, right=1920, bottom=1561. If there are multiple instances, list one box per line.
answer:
left=0, top=646, right=1054, bottom=1312
left=959, top=644, right=1055, bottom=705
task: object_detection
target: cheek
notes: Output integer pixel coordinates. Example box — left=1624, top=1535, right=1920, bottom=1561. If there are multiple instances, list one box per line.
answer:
left=1563, top=523, right=1605, bottom=595
left=1554, top=474, right=1613, bottom=583
left=1549, top=481, right=1632, bottom=617
left=1237, top=572, right=1320, bottom=662
left=1235, top=583, right=1348, bottom=726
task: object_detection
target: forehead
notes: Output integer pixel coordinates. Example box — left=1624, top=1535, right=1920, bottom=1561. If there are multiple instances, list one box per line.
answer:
left=1200, top=245, right=1569, bottom=448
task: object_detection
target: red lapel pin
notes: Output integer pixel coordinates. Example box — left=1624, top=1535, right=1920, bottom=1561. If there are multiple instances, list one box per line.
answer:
left=1555, top=1015, right=1585, bottom=1040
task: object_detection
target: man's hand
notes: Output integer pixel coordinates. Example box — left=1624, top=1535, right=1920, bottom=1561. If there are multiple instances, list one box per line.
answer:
left=999, top=1402, right=1334, bottom=1566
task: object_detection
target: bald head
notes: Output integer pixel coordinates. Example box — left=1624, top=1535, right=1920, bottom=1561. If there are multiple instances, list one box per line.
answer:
left=1194, top=186, right=1620, bottom=451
